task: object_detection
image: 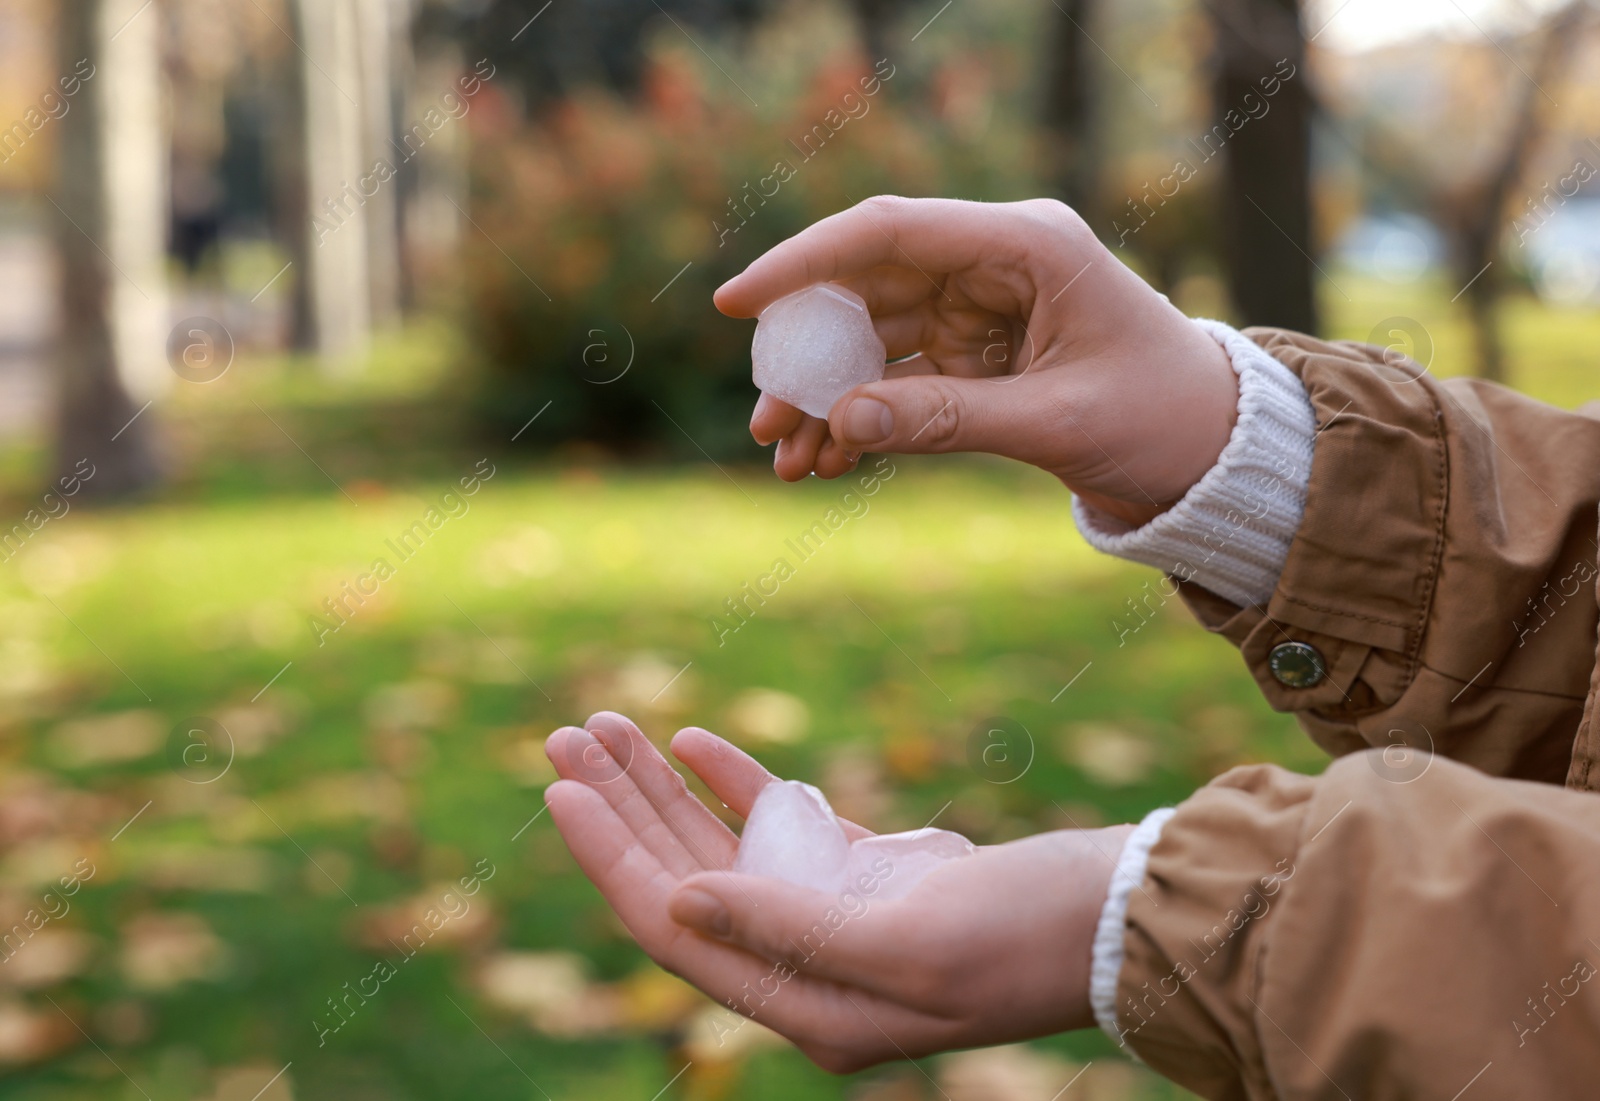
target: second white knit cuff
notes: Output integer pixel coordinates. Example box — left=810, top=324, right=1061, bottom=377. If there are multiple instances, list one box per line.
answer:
left=1071, top=319, right=1316, bottom=609
left=1090, top=806, right=1177, bottom=1051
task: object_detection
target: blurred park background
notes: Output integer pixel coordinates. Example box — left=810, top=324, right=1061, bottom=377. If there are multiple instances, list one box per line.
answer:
left=0, top=0, right=1598, bottom=1098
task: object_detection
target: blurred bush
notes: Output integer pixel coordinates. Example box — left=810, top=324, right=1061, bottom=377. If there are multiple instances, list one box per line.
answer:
left=463, top=26, right=1040, bottom=459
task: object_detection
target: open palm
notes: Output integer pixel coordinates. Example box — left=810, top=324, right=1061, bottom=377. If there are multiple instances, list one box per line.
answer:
left=544, top=712, right=1128, bottom=1073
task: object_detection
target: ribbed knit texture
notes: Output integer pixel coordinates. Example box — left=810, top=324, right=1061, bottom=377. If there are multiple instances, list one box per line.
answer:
left=1090, top=806, right=1177, bottom=1049
left=1071, top=319, right=1316, bottom=608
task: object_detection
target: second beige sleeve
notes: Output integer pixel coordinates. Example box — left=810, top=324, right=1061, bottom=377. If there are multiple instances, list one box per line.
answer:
left=1119, top=753, right=1600, bottom=1100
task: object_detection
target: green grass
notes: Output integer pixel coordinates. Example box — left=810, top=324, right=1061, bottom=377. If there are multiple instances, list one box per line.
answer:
left=0, top=455, right=1315, bottom=1100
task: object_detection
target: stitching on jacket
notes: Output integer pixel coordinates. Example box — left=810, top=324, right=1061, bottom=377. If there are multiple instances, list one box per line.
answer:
left=1409, top=396, right=1450, bottom=692
left=1568, top=709, right=1593, bottom=790
left=1277, top=595, right=1410, bottom=630
left=1245, top=774, right=1323, bottom=1100
left=1270, top=353, right=1447, bottom=645
left=1248, top=930, right=1275, bottom=1095
left=1413, top=661, right=1588, bottom=702
left=1568, top=518, right=1600, bottom=791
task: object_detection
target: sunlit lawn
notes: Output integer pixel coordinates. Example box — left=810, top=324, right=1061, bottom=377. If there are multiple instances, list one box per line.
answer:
left=2, top=452, right=1312, bottom=1100
left=0, top=275, right=1594, bottom=1100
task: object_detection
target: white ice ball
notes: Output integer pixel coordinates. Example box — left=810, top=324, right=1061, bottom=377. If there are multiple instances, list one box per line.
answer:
left=732, top=780, right=851, bottom=893
left=751, top=283, right=887, bottom=419
left=733, top=777, right=977, bottom=900
left=845, top=829, right=977, bottom=901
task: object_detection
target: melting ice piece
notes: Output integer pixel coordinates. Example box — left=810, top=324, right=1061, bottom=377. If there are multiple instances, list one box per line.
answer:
left=751, top=283, right=887, bottom=419
left=733, top=780, right=851, bottom=893
left=733, top=777, right=978, bottom=899
left=847, top=829, right=976, bottom=900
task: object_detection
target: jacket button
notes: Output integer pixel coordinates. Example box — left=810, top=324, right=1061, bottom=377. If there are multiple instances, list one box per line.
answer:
left=1268, top=641, right=1326, bottom=688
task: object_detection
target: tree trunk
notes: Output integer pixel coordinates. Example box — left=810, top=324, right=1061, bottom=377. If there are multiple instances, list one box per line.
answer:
left=401, top=42, right=467, bottom=311
left=1324, top=0, right=1588, bottom=382
left=1040, top=0, right=1098, bottom=214
left=356, top=0, right=401, bottom=331
left=293, top=0, right=372, bottom=368
left=265, top=32, right=315, bottom=351
left=1446, top=0, right=1587, bottom=382
left=850, top=0, right=902, bottom=64
left=53, top=0, right=169, bottom=498
left=1212, top=0, right=1317, bottom=333
left=1462, top=266, right=1506, bottom=384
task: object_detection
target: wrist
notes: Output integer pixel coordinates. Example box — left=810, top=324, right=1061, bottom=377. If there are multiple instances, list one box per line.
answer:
left=1089, top=808, right=1176, bottom=1046
left=1072, top=320, right=1316, bottom=608
left=1058, top=824, right=1137, bottom=1031
left=1066, top=313, right=1240, bottom=526
left=1071, top=489, right=1167, bottom=529
left=1158, top=311, right=1244, bottom=501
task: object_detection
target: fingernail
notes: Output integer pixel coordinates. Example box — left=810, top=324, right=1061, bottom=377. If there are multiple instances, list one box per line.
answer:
left=572, top=730, right=610, bottom=768
left=675, top=888, right=732, bottom=938
left=843, top=398, right=893, bottom=446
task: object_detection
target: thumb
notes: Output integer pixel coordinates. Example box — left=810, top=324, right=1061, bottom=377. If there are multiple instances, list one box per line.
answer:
left=668, top=871, right=902, bottom=983
left=827, top=373, right=1037, bottom=458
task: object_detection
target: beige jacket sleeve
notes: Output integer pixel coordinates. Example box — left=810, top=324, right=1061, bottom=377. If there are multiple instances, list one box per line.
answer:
left=1178, top=330, right=1600, bottom=785
left=1118, top=752, right=1600, bottom=1100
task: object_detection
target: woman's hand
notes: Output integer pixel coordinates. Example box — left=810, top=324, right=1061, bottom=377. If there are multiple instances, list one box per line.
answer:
left=716, top=196, right=1239, bottom=528
left=544, top=712, right=1132, bottom=1073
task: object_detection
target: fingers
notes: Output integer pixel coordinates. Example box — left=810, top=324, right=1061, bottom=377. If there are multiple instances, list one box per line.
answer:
left=583, top=711, right=740, bottom=869
left=773, top=422, right=861, bottom=480
left=545, top=725, right=704, bottom=877
left=753, top=402, right=861, bottom=480
left=837, top=265, right=946, bottom=319
left=715, top=196, right=1040, bottom=318
left=544, top=779, right=782, bottom=993
left=773, top=415, right=829, bottom=482
left=828, top=372, right=1044, bottom=458
left=750, top=392, right=802, bottom=446
left=812, top=437, right=859, bottom=479
left=670, top=727, right=874, bottom=841
left=871, top=309, right=935, bottom=362
left=668, top=727, right=775, bottom=816
left=544, top=778, right=687, bottom=943
left=668, top=870, right=923, bottom=995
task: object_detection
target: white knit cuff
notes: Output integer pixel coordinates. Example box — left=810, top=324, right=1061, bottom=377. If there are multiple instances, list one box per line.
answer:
left=1090, top=806, right=1176, bottom=1050
left=1072, top=319, right=1315, bottom=609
